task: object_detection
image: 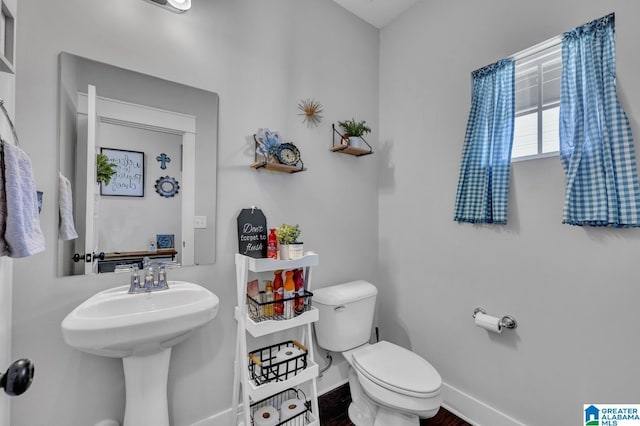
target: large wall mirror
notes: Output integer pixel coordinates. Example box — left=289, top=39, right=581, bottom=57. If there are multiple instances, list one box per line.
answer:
left=58, top=52, right=218, bottom=277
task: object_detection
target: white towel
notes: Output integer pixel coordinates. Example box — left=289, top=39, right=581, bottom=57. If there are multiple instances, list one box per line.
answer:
left=2, top=141, right=45, bottom=258
left=0, top=146, right=7, bottom=257
left=58, top=172, right=78, bottom=241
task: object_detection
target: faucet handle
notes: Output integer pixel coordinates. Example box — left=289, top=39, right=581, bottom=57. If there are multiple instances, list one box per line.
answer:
left=125, top=265, right=144, bottom=293
left=156, top=263, right=169, bottom=289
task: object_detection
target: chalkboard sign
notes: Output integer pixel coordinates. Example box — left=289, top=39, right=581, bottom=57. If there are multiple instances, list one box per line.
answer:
left=100, top=148, right=145, bottom=197
left=237, top=207, right=267, bottom=258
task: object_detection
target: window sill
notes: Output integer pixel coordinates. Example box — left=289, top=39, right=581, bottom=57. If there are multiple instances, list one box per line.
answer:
left=511, top=151, right=559, bottom=163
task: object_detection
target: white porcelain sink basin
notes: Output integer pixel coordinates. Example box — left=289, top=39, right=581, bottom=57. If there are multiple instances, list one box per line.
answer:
left=62, top=281, right=219, bottom=358
left=61, top=281, right=220, bottom=426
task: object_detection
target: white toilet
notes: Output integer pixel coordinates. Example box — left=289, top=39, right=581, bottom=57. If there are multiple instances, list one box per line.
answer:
left=313, top=280, right=442, bottom=426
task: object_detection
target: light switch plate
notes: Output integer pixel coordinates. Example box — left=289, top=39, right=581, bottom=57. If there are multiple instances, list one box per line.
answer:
left=194, top=216, right=207, bottom=229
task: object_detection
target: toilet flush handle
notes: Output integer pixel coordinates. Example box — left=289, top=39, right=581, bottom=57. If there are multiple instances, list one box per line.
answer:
left=334, top=305, right=346, bottom=312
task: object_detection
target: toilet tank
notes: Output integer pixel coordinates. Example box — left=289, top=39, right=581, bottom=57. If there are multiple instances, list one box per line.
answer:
left=312, top=280, right=377, bottom=352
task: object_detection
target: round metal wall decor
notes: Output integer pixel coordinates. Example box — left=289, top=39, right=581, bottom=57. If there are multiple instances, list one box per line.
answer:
left=155, top=176, right=180, bottom=198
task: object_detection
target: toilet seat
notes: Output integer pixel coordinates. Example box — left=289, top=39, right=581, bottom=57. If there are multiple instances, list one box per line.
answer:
left=355, top=368, right=441, bottom=417
left=351, top=341, right=441, bottom=398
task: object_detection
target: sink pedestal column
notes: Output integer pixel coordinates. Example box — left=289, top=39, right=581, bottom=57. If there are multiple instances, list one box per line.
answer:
left=122, top=348, right=172, bottom=426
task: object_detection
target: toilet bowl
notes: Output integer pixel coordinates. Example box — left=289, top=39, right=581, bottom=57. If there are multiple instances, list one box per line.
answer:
left=313, top=281, right=442, bottom=425
left=345, top=341, right=442, bottom=418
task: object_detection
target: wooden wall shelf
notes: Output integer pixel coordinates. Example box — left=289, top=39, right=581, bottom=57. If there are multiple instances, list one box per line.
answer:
left=330, top=145, right=373, bottom=157
left=98, top=249, right=178, bottom=273
left=251, top=133, right=306, bottom=173
left=331, top=123, right=373, bottom=157
left=102, top=248, right=177, bottom=260
left=250, top=161, right=306, bottom=173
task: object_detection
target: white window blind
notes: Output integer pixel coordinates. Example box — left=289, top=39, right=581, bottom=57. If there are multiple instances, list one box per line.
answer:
left=512, top=42, right=562, bottom=161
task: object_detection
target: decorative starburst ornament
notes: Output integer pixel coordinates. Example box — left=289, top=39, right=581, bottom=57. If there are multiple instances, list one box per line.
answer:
left=298, top=98, right=324, bottom=127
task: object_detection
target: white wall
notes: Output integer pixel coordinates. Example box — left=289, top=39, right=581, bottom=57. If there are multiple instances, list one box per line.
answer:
left=97, top=124, right=182, bottom=255
left=13, top=1, right=378, bottom=425
left=379, top=1, right=640, bottom=425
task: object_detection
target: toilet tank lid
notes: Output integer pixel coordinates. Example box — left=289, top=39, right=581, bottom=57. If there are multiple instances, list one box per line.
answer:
left=313, top=280, right=377, bottom=306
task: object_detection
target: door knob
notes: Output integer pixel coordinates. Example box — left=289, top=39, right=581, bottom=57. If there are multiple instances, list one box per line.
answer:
left=0, top=359, right=34, bottom=396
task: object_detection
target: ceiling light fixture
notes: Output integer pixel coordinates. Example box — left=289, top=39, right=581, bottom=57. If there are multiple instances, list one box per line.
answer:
left=143, top=0, right=191, bottom=13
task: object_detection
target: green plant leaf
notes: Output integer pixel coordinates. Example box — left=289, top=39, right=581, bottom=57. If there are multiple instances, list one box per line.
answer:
left=96, top=152, right=117, bottom=186
left=275, top=223, right=301, bottom=244
left=338, top=118, right=371, bottom=137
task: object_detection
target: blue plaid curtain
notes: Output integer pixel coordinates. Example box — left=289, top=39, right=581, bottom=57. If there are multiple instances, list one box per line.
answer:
left=454, top=59, right=515, bottom=224
left=560, top=13, right=640, bottom=226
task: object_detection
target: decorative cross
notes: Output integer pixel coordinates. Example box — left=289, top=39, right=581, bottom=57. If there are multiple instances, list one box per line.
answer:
left=156, top=153, right=171, bottom=170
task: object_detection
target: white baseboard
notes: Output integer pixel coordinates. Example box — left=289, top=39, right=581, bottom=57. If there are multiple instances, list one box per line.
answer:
left=317, top=378, right=349, bottom=396
left=190, top=407, right=234, bottom=426
left=190, top=381, right=527, bottom=426
left=441, top=382, right=527, bottom=426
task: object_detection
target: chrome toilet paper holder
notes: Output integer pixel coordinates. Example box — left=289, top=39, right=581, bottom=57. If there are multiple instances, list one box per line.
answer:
left=473, top=307, right=518, bottom=330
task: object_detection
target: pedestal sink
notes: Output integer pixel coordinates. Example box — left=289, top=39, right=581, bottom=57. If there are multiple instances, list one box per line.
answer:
left=61, top=281, right=219, bottom=426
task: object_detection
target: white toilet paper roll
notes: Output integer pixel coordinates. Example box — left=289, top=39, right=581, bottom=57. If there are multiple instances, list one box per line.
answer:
left=254, top=405, right=279, bottom=426
left=474, top=312, right=502, bottom=333
left=279, top=398, right=306, bottom=423
left=275, top=346, right=303, bottom=362
left=274, top=346, right=304, bottom=376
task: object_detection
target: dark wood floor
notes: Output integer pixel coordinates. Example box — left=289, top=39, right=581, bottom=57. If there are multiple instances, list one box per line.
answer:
left=319, top=383, right=472, bottom=426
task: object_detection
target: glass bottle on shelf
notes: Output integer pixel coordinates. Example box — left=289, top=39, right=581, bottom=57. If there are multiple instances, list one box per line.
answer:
left=267, top=229, right=278, bottom=259
left=293, top=268, right=305, bottom=315
left=263, top=280, right=274, bottom=318
left=283, top=271, right=295, bottom=320
left=273, top=270, right=284, bottom=316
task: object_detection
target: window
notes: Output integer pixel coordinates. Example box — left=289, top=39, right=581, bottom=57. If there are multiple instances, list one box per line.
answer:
left=512, top=43, right=562, bottom=161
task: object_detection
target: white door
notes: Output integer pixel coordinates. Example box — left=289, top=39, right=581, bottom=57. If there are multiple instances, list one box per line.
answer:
left=74, top=85, right=99, bottom=275
left=85, top=85, right=99, bottom=274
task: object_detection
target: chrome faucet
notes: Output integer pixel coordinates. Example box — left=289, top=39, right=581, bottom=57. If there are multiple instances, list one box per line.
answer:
left=116, top=259, right=179, bottom=294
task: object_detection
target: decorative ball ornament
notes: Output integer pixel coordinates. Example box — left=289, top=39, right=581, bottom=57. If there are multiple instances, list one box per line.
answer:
left=155, top=176, right=180, bottom=198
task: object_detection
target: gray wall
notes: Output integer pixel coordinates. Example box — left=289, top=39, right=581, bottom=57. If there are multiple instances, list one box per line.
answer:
left=380, top=1, right=640, bottom=424
left=13, top=0, right=379, bottom=425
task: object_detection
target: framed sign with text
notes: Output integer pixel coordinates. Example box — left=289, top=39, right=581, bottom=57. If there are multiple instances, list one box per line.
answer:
left=100, top=148, right=145, bottom=197
left=236, top=207, right=267, bottom=258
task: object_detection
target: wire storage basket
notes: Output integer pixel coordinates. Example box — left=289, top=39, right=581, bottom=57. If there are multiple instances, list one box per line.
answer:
left=248, top=340, right=308, bottom=385
left=247, top=290, right=313, bottom=322
left=250, top=388, right=312, bottom=426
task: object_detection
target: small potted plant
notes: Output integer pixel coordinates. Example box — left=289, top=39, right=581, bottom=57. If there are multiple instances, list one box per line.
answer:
left=338, top=118, right=371, bottom=149
left=275, top=223, right=302, bottom=260
left=96, top=152, right=117, bottom=186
